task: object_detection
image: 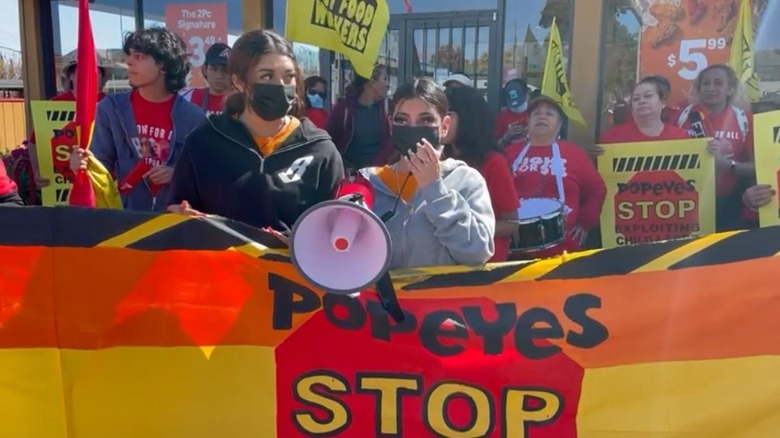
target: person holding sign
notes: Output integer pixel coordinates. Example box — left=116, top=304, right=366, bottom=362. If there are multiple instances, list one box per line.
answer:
left=167, top=29, right=344, bottom=234
left=69, top=27, right=205, bottom=212
left=180, top=43, right=232, bottom=117
left=445, top=85, right=519, bottom=263
left=506, top=96, right=606, bottom=260
left=677, top=64, right=755, bottom=231
left=361, top=78, right=495, bottom=269
left=593, top=77, right=690, bottom=150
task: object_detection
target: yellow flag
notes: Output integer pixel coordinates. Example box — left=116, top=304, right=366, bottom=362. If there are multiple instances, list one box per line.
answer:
left=541, top=18, right=585, bottom=126
left=286, top=0, right=389, bottom=78
left=729, top=0, right=760, bottom=102
left=85, top=155, right=123, bottom=209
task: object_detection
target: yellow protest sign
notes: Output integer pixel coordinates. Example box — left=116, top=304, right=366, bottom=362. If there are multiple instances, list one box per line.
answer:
left=541, top=17, right=585, bottom=126
left=598, top=139, right=716, bottom=248
left=29, top=100, right=78, bottom=206
left=286, top=0, right=389, bottom=78
left=754, top=109, right=780, bottom=227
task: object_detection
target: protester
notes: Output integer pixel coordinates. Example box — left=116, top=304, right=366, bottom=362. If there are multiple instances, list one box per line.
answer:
left=28, top=52, right=112, bottom=188
left=180, top=43, right=232, bottom=116
left=677, top=64, right=755, bottom=231
left=70, top=27, right=205, bottom=211
left=303, top=75, right=328, bottom=129
left=0, top=164, right=23, bottom=206
left=361, top=78, right=495, bottom=269
left=168, top=29, right=344, bottom=234
left=506, top=96, right=606, bottom=259
left=496, top=78, right=531, bottom=147
left=326, top=64, right=392, bottom=169
left=443, top=73, right=472, bottom=90
left=591, top=77, right=689, bottom=151
left=445, top=85, right=519, bottom=262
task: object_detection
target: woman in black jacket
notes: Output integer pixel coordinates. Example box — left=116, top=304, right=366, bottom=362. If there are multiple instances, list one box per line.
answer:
left=167, top=29, right=344, bottom=233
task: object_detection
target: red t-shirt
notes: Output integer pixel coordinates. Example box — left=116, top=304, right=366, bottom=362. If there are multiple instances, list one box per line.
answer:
left=476, top=151, right=520, bottom=263
left=680, top=105, right=754, bottom=197
left=600, top=122, right=690, bottom=144
left=495, top=109, right=529, bottom=141
left=28, top=91, right=107, bottom=144
left=505, top=140, right=607, bottom=257
left=185, top=88, right=225, bottom=117
left=305, top=108, right=329, bottom=130
left=130, top=90, right=175, bottom=165
left=0, top=161, right=17, bottom=196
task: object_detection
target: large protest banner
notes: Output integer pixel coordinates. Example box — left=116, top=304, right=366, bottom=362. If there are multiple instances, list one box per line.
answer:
left=2, top=207, right=780, bottom=437
left=598, top=139, right=715, bottom=248
left=165, top=3, right=228, bottom=88
left=29, top=101, right=79, bottom=206
left=754, top=109, right=780, bottom=227
left=286, top=0, right=389, bottom=78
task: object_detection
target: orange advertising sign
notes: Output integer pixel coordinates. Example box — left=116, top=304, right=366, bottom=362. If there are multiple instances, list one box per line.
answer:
left=165, top=3, right=228, bottom=88
left=639, top=0, right=741, bottom=107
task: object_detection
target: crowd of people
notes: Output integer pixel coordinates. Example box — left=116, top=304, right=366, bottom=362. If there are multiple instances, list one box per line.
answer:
left=0, top=25, right=776, bottom=271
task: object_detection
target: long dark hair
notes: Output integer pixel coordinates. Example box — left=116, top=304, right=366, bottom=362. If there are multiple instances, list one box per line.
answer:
left=123, top=27, right=190, bottom=94
left=390, top=77, right=448, bottom=117
left=303, top=75, right=326, bottom=109
left=224, top=29, right=304, bottom=117
left=446, top=86, right=499, bottom=165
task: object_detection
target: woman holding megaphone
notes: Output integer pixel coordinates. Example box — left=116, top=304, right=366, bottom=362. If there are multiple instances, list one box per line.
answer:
left=167, top=29, right=344, bottom=236
left=360, top=78, right=495, bottom=269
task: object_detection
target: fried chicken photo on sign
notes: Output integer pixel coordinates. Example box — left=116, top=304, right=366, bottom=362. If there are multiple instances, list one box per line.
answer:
left=686, top=0, right=707, bottom=25
left=650, top=1, right=684, bottom=21
left=716, top=0, right=737, bottom=33
left=649, top=20, right=681, bottom=48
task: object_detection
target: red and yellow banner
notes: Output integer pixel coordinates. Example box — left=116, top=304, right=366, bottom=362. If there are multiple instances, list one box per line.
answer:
left=1, top=207, right=780, bottom=437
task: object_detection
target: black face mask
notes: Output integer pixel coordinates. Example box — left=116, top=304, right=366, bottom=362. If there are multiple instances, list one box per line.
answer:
left=249, top=83, right=296, bottom=121
left=391, top=125, right=440, bottom=157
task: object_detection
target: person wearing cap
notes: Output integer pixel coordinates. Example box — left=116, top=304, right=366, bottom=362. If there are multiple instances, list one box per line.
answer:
left=443, top=73, right=472, bottom=90
left=505, top=96, right=606, bottom=259
left=180, top=43, right=231, bottom=116
left=26, top=51, right=113, bottom=189
left=496, top=78, right=531, bottom=148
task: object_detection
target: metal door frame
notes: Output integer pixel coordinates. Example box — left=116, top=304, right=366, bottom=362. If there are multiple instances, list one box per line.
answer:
left=389, top=10, right=500, bottom=108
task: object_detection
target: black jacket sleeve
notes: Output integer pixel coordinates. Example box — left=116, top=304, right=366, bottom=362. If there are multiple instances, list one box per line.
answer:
left=167, top=139, right=204, bottom=210
left=316, top=140, right=345, bottom=202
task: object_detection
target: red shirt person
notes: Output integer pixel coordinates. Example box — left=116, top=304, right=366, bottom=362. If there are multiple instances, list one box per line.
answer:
left=677, top=65, right=755, bottom=232
left=506, top=97, right=606, bottom=260
left=27, top=53, right=111, bottom=188
left=303, top=75, right=329, bottom=129
left=181, top=43, right=231, bottom=117
left=496, top=78, right=531, bottom=148
left=445, top=85, right=519, bottom=262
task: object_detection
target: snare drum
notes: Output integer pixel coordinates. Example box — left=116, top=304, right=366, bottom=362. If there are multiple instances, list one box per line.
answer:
left=510, top=198, right=566, bottom=252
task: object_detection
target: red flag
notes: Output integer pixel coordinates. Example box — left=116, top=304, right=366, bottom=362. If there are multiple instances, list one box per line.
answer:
left=69, top=0, right=99, bottom=208
left=404, top=0, right=413, bottom=13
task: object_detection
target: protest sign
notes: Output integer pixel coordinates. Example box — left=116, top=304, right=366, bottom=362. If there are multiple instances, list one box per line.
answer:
left=286, top=0, right=389, bottom=78
left=598, top=139, right=715, bottom=248
left=165, top=3, right=228, bottom=88
left=754, top=109, right=780, bottom=226
left=1, top=207, right=779, bottom=437
left=29, top=101, right=78, bottom=205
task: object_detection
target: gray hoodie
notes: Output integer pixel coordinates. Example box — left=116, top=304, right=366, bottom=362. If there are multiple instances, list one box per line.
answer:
left=361, top=159, right=495, bottom=270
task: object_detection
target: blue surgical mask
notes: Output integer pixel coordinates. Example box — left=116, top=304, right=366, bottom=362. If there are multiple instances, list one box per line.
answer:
left=510, top=101, right=528, bottom=113
left=307, top=91, right=324, bottom=109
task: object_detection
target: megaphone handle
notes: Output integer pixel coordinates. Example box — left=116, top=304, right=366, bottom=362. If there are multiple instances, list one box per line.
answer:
left=376, top=272, right=405, bottom=323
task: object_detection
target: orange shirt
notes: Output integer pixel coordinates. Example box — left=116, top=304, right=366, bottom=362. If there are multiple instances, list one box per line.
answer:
left=375, top=165, right=418, bottom=203
left=253, top=117, right=301, bottom=157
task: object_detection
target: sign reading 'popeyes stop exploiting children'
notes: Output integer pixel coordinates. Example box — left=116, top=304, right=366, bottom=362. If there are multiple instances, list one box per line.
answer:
left=598, top=139, right=716, bottom=248
left=165, top=3, right=228, bottom=88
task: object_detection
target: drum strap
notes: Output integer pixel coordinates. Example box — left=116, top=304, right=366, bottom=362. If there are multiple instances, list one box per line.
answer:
left=511, top=142, right=566, bottom=206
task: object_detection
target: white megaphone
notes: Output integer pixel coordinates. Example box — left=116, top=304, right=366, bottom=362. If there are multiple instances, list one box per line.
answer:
left=290, top=170, right=393, bottom=295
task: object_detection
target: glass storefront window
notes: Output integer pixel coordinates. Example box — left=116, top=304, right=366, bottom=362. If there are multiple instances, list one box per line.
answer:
left=501, top=0, right=574, bottom=90
left=51, top=0, right=136, bottom=94
left=1, top=0, right=24, bottom=98
left=598, top=0, right=780, bottom=136
left=144, top=0, right=242, bottom=88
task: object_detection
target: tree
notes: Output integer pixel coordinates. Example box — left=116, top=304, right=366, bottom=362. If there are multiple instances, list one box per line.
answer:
left=0, top=54, right=22, bottom=79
